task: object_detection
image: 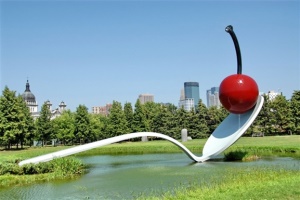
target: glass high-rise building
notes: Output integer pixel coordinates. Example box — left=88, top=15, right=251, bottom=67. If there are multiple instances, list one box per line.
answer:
left=184, top=82, right=200, bottom=108
left=206, top=87, right=221, bottom=108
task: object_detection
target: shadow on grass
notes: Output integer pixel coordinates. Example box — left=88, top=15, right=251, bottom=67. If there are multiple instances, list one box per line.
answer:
left=0, top=147, right=30, bottom=151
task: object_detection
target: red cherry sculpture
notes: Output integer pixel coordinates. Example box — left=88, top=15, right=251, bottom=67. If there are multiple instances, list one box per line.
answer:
left=219, top=25, right=259, bottom=114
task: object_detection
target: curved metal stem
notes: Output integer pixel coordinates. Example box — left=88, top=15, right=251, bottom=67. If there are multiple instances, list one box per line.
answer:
left=225, top=25, right=242, bottom=74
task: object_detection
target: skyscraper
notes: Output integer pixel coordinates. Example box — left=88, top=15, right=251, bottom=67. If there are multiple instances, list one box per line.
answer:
left=184, top=82, right=200, bottom=108
left=206, top=87, right=220, bottom=108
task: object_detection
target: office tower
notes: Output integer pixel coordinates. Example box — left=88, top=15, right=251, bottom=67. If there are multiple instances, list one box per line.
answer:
left=206, top=87, right=221, bottom=108
left=139, top=94, right=154, bottom=104
left=178, top=97, right=195, bottom=111
left=184, top=82, right=200, bottom=108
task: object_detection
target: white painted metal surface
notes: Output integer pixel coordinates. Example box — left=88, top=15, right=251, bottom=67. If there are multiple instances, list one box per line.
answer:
left=19, top=96, right=264, bottom=166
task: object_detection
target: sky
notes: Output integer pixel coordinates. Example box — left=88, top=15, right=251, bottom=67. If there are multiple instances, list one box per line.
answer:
left=0, top=0, right=299, bottom=112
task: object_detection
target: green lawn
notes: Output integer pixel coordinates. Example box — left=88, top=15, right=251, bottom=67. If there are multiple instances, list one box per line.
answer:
left=76, top=135, right=300, bottom=156
left=1, top=135, right=299, bottom=160
left=141, top=167, right=300, bottom=200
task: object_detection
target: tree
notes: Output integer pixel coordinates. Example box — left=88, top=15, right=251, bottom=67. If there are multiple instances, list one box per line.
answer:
left=124, top=102, right=134, bottom=133
left=35, top=101, right=52, bottom=146
left=207, top=106, right=224, bottom=134
left=152, top=105, right=176, bottom=137
left=143, top=102, right=160, bottom=132
left=74, top=105, right=91, bottom=144
left=17, top=95, right=35, bottom=148
left=193, top=100, right=209, bottom=138
left=270, top=95, right=294, bottom=135
left=290, top=90, right=300, bottom=134
left=106, top=101, right=128, bottom=137
left=52, top=110, right=75, bottom=145
left=250, top=94, right=272, bottom=136
left=175, top=106, right=189, bottom=132
left=0, top=87, right=28, bottom=148
left=90, top=114, right=107, bottom=140
left=132, top=100, right=149, bottom=132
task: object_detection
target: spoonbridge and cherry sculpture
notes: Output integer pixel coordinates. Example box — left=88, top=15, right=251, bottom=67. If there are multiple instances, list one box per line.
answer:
left=19, top=25, right=263, bottom=166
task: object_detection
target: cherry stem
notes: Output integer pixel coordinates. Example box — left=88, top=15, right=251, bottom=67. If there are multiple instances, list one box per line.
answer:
left=225, top=25, right=242, bottom=74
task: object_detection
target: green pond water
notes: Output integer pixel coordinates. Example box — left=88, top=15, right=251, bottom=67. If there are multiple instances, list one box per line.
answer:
left=0, top=153, right=299, bottom=199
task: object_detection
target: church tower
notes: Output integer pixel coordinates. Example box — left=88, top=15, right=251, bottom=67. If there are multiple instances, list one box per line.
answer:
left=22, top=80, right=38, bottom=113
left=59, top=101, right=67, bottom=112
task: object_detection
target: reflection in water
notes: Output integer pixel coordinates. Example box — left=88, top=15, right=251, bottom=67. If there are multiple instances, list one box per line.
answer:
left=0, top=154, right=299, bottom=199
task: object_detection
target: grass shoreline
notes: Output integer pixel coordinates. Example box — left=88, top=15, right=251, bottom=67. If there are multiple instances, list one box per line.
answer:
left=139, top=167, right=300, bottom=200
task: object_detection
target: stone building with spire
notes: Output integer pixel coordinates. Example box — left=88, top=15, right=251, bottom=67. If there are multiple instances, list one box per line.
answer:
left=21, top=80, right=67, bottom=120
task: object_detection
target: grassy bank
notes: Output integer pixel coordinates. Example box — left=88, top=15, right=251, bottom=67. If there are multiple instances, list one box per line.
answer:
left=0, top=155, right=86, bottom=187
left=140, top=167, right=300, bottom=200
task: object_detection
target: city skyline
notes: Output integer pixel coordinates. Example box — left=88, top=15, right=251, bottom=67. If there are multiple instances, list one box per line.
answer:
left=1, top=1, right=299, bottom=111
left=20, top=79, right=284, bottom=113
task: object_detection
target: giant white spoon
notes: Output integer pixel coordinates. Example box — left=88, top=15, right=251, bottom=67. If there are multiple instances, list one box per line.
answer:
left=18, top=95, right=263, bottom=166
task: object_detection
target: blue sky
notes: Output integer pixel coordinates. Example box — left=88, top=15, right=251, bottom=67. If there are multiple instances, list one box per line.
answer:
left=1, top=0, right=299, bottom=111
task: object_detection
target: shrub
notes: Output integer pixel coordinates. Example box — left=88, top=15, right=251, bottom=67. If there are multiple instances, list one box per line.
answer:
left=224, top=150, right=259, bottom=161
left=0, top=157, right=85, bottom=176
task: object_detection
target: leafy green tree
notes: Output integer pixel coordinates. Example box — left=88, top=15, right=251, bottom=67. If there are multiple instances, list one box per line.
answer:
left=206, top=106, right=225, bottom=134
left=106, top=101, right=128, bottom=137
left=0, top=87, right=30, bottom=148
left=152, top=105, right=167, bottom=133
left=144, top=102, right=160, bottom=132
left=250, top=94, right=271, bottom=136
left=166, top=103, right=177, bottom=114
left=270, top=95, right=294, bottom=135
left=132, top=100, right=149, bottom=132
left=151, top=105, right=176, bottom=137
left=185, top=109, right=198, bottom=139
left=290, top=90, right=300, bottom=134
left=17, top=95, right=35, bottom=148
left=194, top=100, right=209, bottom=138
left=90, top=114, right=107, bottom=140
left=74, top=105, right=91, bottom=144
left=124, top=102, right=134, bottom=133
left=35, top=101, right=52, bottom=146
left=52, top=110, right=75, bottom=145
left=165, top=111, right=179, bottom=138
left=175, top=106, right=189, bottom=132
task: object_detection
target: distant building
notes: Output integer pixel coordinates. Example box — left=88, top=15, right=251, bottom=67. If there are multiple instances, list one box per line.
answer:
left=139, top=94, right=154, bottom=104
left=178, top=82, right=200, bottom=111
left=92, top=104, right=112, bottom=116
left=45, top=100, right=67, bottom=120
left=178, top=98, right=195, bottom=111
left=22, top=80, right=39, bottom=118
left=266, top=90, right=280, bottom=101
left=206, top=87, right=221, bottom=108
left=21, top=80, right=66, bottom=120
left=184, top=82, right=200, bottom=108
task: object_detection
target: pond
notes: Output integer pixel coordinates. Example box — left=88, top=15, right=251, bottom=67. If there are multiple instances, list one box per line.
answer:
left=0, top=153, right=299, bottom=199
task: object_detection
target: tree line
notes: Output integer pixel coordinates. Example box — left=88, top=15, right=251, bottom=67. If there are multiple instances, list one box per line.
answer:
left=0, top=86, right=299, bottom=149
